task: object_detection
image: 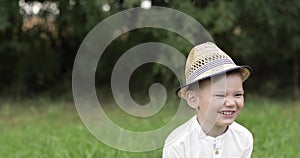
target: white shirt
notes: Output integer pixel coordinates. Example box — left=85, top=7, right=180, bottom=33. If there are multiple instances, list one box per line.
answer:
left=163, top=116, right=253, bottom=158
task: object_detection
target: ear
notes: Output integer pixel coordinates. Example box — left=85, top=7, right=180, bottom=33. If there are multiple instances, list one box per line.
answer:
left=185, top=90, right=199, bottom=109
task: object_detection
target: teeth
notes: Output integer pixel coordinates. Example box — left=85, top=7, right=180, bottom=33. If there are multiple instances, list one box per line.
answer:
left=221, top=111, right=233, bottom=115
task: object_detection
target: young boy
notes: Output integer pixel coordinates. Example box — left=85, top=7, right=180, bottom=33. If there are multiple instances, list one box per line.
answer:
left=163, top=42, right=253, bottom=158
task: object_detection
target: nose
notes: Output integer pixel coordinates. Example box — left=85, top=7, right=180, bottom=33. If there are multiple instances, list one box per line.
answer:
left=224, top=97, right=235, bottom=107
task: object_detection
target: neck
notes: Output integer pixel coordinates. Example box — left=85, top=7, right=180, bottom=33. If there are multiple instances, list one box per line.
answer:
left=197, top=117, right=228, bottom=137
left=206, top=125, right=228, bottom=137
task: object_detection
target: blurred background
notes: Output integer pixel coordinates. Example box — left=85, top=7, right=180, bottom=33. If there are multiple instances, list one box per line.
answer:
left=1, top=0, right=299, bottom=100
left=0, top=1, right=300, bottom=157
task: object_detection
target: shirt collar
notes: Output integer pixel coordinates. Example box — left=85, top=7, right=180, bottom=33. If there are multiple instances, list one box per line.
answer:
left=191, top=115, right=230, bottom=140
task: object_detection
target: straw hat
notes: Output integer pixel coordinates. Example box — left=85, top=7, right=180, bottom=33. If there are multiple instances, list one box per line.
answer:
left=176, top=42, right=252, bottom=98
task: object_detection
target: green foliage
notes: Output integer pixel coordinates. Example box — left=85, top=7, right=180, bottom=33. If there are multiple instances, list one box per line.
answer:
left=0, top=0, right=299, bottom=97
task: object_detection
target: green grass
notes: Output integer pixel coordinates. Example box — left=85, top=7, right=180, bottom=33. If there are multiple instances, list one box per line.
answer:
left=238, top=97, right=300, bottom=158
left=0, top=97, right=299, bottom=157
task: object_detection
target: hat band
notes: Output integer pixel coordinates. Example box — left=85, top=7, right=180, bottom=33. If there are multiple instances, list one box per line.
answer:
left=187, top=59, right=235, bottom=83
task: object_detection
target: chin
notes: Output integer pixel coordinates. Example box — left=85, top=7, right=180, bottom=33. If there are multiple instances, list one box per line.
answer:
left=217, top=120, right=234, bottom=127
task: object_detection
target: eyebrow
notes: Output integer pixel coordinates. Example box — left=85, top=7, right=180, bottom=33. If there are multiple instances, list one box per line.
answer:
left=212, top=89, right=244, bottom=94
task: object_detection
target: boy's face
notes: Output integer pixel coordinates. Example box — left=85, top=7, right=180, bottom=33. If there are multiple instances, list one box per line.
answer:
left=187, top=73, right=244, bottom=133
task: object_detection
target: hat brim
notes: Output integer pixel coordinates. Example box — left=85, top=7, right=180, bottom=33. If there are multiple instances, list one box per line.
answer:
left=176, top=65, right=252, bottom=98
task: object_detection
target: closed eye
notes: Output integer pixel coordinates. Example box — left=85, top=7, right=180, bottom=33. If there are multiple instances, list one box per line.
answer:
left=214, top=94, right=225, bottom=97
left=235, top=93, right=244, bottom=97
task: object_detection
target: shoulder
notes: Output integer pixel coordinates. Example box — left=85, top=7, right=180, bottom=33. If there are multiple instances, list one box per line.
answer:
left=228, top=121, right=253, bottom=143
left=230, top=122, right=253, bottom=136
left=164, top=116, right=196, bottom=145
left=163, top=116, right=198, bottom=157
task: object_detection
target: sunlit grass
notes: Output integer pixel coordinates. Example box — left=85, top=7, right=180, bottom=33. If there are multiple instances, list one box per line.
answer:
left=238, top=97, right=300, bottom=158
left=0, top=97, right=299, bottom=157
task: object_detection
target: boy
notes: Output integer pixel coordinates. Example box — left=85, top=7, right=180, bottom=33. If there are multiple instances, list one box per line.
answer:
left=163, top=42, right=253, bottom=158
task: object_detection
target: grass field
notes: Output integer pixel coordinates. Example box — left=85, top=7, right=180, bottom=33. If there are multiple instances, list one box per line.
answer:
left=0, top=97, right=299, bottom=158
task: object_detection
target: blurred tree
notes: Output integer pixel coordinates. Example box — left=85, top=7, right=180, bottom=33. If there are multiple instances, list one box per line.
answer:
left=0, top=0, right=299, bottom=98
left=0, top=1, right=24, bottom=95
left=232, top=0, right=300, bottom=98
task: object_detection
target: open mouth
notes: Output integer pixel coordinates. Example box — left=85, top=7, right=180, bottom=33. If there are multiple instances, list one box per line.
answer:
left=220, top=111, right=236, bottom=117
left=221, top=111, right=234, bottom=115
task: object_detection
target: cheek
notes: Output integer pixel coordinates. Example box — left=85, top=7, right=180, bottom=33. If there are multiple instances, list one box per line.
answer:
left=236, top=98, right=244, bottom=109
left=211, top=98, right=224, bottom=106
left=201, top=99, right=223, bottom=112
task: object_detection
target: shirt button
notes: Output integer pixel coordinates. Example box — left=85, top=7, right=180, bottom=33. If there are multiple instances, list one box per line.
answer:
left=215, top=150, right=219, bottom=155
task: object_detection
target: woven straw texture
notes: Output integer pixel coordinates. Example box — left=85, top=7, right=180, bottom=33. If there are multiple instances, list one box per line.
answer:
left=177, top=42, right=251, bottom=98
